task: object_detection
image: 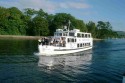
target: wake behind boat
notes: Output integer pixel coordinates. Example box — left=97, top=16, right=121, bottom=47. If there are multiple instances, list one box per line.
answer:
left=38, top=21, right=93, bottom=56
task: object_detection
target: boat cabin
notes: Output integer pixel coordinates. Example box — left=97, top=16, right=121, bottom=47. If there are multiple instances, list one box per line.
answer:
left=54, top=29, right=91, bottom=38
left=39, top=28, right=92, bottom=49
left=52, top=29, right=93, bottom=48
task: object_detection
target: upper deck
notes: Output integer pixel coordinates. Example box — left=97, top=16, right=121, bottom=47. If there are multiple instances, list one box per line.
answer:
left=54, top=29, right=92, bottom=38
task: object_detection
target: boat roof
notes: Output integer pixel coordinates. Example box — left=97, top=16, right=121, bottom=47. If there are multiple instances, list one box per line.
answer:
left=55, top=29, right=91, bottom=34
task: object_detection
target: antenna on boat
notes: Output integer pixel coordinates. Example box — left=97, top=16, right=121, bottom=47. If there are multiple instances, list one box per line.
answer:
left=68, top=20, right=71, bottom=31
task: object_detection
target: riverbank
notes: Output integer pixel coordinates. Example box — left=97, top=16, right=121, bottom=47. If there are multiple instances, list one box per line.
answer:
left=93, top=38, right=104, bottom=41
left=0, top=35, right=103, bottom=40
left=0, top=35, right=41, bottom=40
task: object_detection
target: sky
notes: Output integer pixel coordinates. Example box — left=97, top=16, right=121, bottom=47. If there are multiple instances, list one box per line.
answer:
left=0, top=0, right=125, bottom=31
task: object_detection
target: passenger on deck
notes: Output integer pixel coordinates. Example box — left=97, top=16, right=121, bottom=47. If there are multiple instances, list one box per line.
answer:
left=50, top=40, right=53, bottom=45
left=41, top=38, right=44, bottom=45
left=44, top=37, right=49, bottom=45
left=38, top=39, right=42, bottom=45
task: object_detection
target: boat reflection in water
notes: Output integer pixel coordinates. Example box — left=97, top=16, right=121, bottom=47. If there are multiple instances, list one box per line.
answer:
left=38, top=50, right=92, bottom=69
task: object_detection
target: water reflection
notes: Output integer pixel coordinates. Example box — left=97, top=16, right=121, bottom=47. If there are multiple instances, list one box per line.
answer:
left=38, top=50, right=92, bottom=69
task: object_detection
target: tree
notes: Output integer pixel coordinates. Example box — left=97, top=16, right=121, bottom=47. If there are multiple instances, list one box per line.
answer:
left=49, top=13, right=79, bottom=35
left=37, top=9, right=48, bottom=18
left=97, top=21, right=113, bottom=39
left=0, top=7, right=8, bottom=34
left=32, top=16, right=49, bottom=36
left=86, top=21, right=97, bottom=38
left=7, top=7, right=26, bottom=35
left=24, top=8, right=37, bottom=17
left=75, top=19, right=87, bottom=32
left=0, top=7, right=26, bottom=35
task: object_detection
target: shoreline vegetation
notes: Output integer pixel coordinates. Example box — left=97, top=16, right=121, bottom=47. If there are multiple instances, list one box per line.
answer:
left=0, top=35, right=103, bottom=41
left=1, top=6, right=124, bottom=39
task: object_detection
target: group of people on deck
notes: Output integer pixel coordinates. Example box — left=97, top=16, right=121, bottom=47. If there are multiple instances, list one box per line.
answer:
left=38, top=37, right=66, bottom=47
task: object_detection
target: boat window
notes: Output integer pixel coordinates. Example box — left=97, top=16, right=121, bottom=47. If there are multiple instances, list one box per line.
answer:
left=77, top=44, right=79, bottom=47
left=75, top=39, right=76, bottom=42
left=71, top=39, right=73, bottom=42
left=77, top=33, right=81, bottom=37
left=63, top=33, right=67, bottom=36
left=68, top=38, right=70, bottom=42
left=85, top=34, right=87, bottom=38
left=83, top=43, right=84, bottom=46
left=88, top=34, right=91, bottom=38
left=82, top=34, right=84, bottom=38
left=80, top=43, right=82, bottom=47
left=86, top=43, right=88, bottom=46
left=69, top=33, right=74, bottom=36
left=88, top=43, right=90, bottom=46
left=56, top=33, right=62, bottom=36
left=59, top=33, right=62, bottom=36
left=84, top=43, right=86, bottom=46
left=63, top=33, right=65, bottom=36
left=57, top=33, right=59, bottom=36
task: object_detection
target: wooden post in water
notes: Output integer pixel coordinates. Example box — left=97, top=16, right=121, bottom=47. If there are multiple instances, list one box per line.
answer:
left=123, top=73, right=125, bottom=83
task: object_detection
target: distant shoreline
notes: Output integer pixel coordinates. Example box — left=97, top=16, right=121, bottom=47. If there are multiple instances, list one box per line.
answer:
left=0, top=35, right=103, bottom=40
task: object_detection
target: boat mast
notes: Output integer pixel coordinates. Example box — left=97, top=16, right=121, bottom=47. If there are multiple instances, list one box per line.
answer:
left=68, top=20, right=71, bottom=31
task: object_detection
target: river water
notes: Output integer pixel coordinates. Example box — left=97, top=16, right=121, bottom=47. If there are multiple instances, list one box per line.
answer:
left=0, top=38, right=125, bottom=83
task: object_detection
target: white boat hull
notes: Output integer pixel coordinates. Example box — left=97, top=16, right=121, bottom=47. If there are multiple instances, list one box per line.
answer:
left=38, top=45, right=92, bottom=56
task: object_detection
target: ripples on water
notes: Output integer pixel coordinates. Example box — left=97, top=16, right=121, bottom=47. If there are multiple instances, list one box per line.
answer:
left=0, top=38, right=125, bottom=83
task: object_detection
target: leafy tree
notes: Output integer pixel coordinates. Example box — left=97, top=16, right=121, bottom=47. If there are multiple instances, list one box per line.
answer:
left=49, top=13, right=81, bottom=35
left=24, top=8, right=37, bottom=17
left=7, top=7, right=26, bottom=35
left=75, top=19, right=87, bottom=32
left=97, top=21, right=113, bottom=39
left=32, top=16, right=49, bottom=36
left=0, top=7, right=8, bottom=34
left=86, top=21, right=97, bottom=38
left=37, top=9, right=48, bottom=18
left=0, top=7, right=26, bottom=35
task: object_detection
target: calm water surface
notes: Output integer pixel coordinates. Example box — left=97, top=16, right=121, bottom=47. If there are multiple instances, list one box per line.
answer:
left=0, top=38, right=125, bottom=83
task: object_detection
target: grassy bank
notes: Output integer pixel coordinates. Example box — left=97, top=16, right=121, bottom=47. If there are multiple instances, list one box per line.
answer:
left=0, top=35, right=41, bottom=40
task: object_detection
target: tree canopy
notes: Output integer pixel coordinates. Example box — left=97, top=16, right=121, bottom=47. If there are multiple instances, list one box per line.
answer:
left=0, top=6, right=122, bottom=38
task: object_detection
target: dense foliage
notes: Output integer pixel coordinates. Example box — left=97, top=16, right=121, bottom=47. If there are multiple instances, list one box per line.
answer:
left=0, top=6, right=122, bottom=38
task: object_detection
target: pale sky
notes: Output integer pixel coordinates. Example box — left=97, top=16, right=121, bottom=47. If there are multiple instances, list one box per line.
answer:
left=0, top=0, right=125, bottom=31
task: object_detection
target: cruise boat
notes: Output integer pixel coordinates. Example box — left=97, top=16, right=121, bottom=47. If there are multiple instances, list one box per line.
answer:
left=38, top=21, right=93, bottom=56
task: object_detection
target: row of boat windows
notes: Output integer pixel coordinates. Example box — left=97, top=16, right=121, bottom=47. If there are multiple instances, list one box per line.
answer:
left=77, top=43, right=91, bottom=47
left=55, top=33, right=91, bottom=38
left=67, top=38, right=76, bottom=42
left=54, top=33, right=71, bottom=36
left=77, top=33, right=91, bottom=38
